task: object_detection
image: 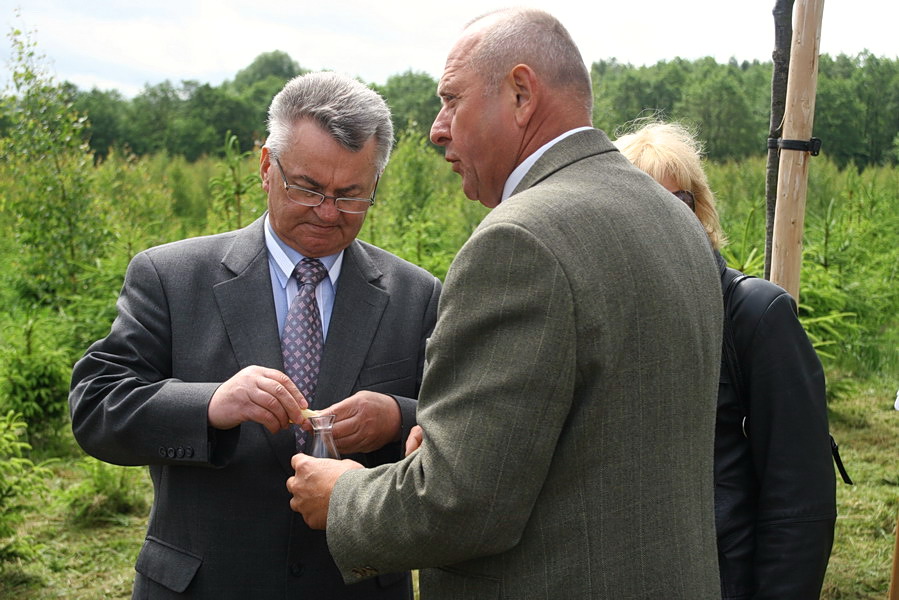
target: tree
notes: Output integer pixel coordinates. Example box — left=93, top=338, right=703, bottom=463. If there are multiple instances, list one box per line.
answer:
left=851, top=52, right=899, bottom=166
left=229, top=51, right=306, bottom=148
left=178, top=83, right=255, bottom=160
left=373, top=70, right=441, bottom=143
left=0, top=26, right=108, bottom=304
left=230, top=50, right=304, bottom=92
left=676, top=63, right=760, bottom=161
left=124, top=80, right=182, bottom=156
left=208, top=132, right=264, bottom=230
left=237, top=74, right=290, bottom=145
left=813, top=75, right=865, bottom=169
left=72, top=87, right=128, bottom=160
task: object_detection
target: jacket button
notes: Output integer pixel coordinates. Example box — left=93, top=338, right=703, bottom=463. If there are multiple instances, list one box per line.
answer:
left=289, top=562, right=304, bottom=577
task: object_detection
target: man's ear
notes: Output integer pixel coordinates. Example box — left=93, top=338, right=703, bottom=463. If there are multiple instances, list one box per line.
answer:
left=509, top=64, right=538, bottom=126
left=260, top=146, right=272, bottom=192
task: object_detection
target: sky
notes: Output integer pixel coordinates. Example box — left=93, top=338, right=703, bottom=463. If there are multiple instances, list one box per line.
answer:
left=1, top=0, right=897, bottom=98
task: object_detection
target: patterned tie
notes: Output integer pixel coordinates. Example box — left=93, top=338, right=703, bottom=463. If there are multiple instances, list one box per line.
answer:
left=281, top=258, right=328, bottom=450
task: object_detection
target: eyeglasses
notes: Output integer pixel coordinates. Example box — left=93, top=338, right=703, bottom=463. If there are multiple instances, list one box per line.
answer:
left=274, top=158, right=378, bottom=214
left=672, top=190, right=695, bottom=212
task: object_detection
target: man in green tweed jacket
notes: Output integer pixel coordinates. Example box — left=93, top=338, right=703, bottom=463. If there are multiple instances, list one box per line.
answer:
left=288, top=8, right=722, bottom=599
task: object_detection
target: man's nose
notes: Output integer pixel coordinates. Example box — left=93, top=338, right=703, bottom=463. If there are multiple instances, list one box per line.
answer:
left=430, top=108, right=450, bottom=146
left=314, top=196, right=341, bottom=221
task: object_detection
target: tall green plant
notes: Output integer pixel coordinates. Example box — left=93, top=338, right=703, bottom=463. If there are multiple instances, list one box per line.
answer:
left=709, top=157, right=898, bottom=379
left=0, top=26, right=108, bottom=306
left=0, top=318, right=70, bottom=441
left=363, top=129, right=486, bottom=280
left=208, top=131, right=264, bottom=230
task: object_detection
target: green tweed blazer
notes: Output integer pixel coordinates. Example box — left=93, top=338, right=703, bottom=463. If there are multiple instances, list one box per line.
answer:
left=328, top=129, right=723, bottom=599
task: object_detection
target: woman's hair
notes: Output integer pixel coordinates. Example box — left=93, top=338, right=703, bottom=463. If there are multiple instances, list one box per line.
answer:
left=265, top=71, right=394, bottom=174
left=615, top=120, right=727, bottom=250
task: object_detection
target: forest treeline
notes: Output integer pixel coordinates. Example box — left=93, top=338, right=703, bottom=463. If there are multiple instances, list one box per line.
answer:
left=2, top=47, right=898, bottom=169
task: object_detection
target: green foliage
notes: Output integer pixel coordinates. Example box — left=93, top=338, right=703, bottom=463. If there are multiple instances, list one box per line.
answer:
left=596, top=52, right=899, bottom=168
left=1, top=27, right=109, bottom=306
left=230, top=50, right=304, bottom=92
left=707, top=157, right=898, bottom=379
left=361, top=129, right=487, bottom=280
left=4, top=27, right=896, bottom=171
left=208, top=132, right=266, bottom=231
left=0, top=411, right=52, bottom=564
left=60, top=457, right=149, bottom=526
left=228, top=50, right=305, bottom=140
left=71, top=87, right=127, bottom=161
left=151, top=151, right=217, bottom=237
left=373, top=70, right=441, bottom=144
left=95, top=149, right=179, bottom=257
left=0, top=319, right=70, bottom=441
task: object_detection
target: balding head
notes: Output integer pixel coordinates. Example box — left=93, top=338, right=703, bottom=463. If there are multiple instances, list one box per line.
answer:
left=430, top=9, right=594, bottom=207
left=462, top=8, right=593, bottom=118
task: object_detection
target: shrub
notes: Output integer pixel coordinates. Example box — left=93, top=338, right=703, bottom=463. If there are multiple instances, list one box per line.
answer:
left=0, top=319, right=70, bottom=442
left=61, top=457, right=149, bottom=526
left=0, top=411, right=52, bottom=564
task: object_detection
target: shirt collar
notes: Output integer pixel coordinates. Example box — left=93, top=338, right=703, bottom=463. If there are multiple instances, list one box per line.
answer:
left=501, top=126, right=594, bottom=203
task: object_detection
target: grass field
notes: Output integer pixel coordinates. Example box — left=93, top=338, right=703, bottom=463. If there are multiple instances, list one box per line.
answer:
left=1, top=378, right=896, bottom=599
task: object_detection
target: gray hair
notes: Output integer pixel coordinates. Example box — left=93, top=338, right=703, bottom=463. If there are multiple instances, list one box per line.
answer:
left=466, top=8, right=593, bottom=114
left=265, top=71, right=394, bottom=173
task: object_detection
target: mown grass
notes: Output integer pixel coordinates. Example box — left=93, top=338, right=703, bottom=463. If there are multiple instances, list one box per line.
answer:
left=0, top=448, right=150, bottom=599
left=822, top=377, right=899, bottom=598
left=0, top=376, right=896, bottom=598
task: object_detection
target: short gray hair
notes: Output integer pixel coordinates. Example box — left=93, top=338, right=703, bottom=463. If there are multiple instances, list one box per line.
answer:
left=265, top=71, right=394, bottom=173
left=466, top=8, right=592, bottom=114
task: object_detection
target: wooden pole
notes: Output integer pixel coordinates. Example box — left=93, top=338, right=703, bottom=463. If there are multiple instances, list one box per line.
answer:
left=769, top=0, right=825, bottom=302
left=764, top=0, right=794, bottom=281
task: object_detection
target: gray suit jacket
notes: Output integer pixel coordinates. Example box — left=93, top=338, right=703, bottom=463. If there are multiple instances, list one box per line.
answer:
left=327, top=130, right=723, bottom=598
left=69, top=216, right=441, bottom=599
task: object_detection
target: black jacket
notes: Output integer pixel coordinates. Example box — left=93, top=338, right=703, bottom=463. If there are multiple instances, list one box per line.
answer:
left=715, top=253, right=836, bottom=599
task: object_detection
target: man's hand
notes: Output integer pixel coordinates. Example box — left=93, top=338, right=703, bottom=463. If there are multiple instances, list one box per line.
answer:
left=309, top=391, right=402, bottom=454
left=287, top=453, right=362, bottom=529
left=405, top=425, right=423, bottom=456
left=208, top=365, right=307, bottom=434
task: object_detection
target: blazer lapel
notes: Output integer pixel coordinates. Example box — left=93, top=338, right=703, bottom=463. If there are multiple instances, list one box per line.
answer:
left=212, top=216, right=296, bottom=472
left=213, top=217, right=283, bottom=370
left=315, top=240, right=389, bottom=408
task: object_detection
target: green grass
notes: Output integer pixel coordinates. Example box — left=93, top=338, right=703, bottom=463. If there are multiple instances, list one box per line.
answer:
left=0, top=442, right=150, bottom=599
left=1, top=378, right=896, bottom=598
left=822, top=377, right=899, bottom=598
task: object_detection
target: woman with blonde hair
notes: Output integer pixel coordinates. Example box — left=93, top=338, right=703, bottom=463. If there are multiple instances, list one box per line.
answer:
left=616, top=121, right=837, bottom=600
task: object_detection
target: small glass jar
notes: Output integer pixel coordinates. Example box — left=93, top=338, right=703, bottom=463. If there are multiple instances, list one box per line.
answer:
left=306, top=414, right=340, bottom=459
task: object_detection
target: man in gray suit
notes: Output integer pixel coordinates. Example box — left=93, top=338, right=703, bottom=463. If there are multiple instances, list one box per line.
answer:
left=69, top=72, right=440, bottom=599
left=288, top=9, right=722, bottom=599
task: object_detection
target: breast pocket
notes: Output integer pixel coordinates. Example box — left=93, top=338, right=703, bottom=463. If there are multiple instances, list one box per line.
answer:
left=356, top=356, right=416, bottom=395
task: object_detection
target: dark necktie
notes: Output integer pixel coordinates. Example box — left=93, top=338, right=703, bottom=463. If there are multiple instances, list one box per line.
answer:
left=281, top=257, right=328, bottom=449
